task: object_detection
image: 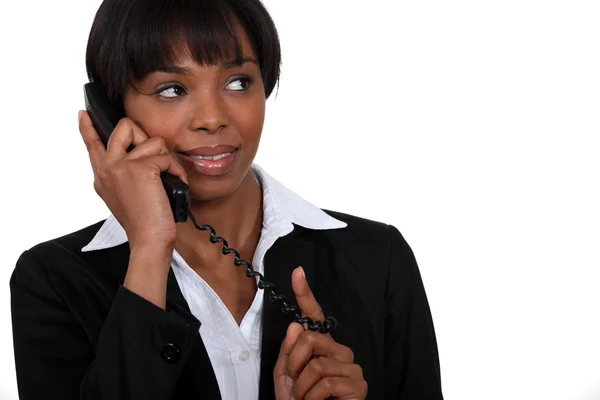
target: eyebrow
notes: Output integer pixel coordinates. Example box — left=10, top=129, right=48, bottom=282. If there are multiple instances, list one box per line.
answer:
left=221, top=57, right=258, bottom=71
left=155, top=57, right=258, bottom=76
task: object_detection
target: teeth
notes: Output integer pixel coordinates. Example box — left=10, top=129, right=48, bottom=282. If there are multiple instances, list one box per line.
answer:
left=191, top=152, right=232, bottom=160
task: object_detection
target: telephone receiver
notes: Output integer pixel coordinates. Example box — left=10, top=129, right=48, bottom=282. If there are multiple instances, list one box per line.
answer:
left=83, top=83, right=190, bottom=223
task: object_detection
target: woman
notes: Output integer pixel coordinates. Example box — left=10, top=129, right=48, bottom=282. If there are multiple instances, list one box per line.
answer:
left=10, top=0, right=443, bottom=399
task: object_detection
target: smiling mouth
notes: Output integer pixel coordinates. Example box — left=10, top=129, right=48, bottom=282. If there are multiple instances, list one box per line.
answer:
left=175, top=147, right=238, bottom=176
left=184, top=151, right=235, bottom=160
left=178, top=144, right=239, bottom=156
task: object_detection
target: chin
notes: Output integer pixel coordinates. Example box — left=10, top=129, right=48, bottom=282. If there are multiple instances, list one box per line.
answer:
left=187, top=174, right=246, bottom=203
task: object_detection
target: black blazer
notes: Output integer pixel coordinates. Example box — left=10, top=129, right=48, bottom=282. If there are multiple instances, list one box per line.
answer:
left=10, top=210, right=443, bottom=399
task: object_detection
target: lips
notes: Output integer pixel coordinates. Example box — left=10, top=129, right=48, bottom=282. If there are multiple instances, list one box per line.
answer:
left=180, top=144, right=238, bottom=157
left=176, top=145, right=239, bottom=176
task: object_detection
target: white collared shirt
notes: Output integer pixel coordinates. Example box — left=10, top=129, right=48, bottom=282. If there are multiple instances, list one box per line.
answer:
left=81, top=164, right=347, bottom=400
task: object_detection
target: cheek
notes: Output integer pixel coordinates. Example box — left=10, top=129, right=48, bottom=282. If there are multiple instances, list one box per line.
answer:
left=141, top=113, right=189, bottom=150
left=233, top=101, right=265, bottom=142
left=124, top=95, right=188, bottom=150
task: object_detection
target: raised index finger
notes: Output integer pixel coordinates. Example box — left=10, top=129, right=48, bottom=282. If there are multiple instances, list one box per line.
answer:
left=78, top=110, right=105, bottom=171
left=291, top=266, right=327, bottom=331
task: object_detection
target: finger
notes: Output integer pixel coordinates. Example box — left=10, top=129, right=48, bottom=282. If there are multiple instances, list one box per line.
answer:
left=104, top=118, right=150, bottom=164
left=292, top=266, right=326, bottom=325
left=304, top=376, right=368, bottom=400
left=292, top=357, right=358, bottom=400
left=273, top=323, right=303, bottom=399
left=133, top=153, right=189, bottom=185
left=286, top=331, right=354, bottom=380
left=123, top=136, right=171, bottom=160
left=123, top=136, right=188, bottom=184
left=78, top=110, right=106, bottom=172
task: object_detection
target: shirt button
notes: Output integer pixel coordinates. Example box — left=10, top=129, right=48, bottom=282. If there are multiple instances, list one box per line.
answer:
left=239, top=349, right=251, bottom=362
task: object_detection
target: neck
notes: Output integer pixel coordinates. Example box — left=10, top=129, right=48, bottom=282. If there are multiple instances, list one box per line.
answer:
left=174, top=170, right=263, bottom=267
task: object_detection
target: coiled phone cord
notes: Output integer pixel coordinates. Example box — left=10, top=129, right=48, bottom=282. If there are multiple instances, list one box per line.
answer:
left=187, top=211, right=338, bottom=334
left=80, top=84, right=338, bottom=333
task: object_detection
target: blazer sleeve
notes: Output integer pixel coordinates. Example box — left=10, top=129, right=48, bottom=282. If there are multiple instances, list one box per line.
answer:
left=10, top=248, right=201, bottom=400
left=384, top=225, right=443, bottom=399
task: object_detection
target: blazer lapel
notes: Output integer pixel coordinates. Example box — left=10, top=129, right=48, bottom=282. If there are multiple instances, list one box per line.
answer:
left=258, top=226, right=358, bottom=399
left=258, top=227, right=308, bottom=399
left=166, top=270, right=222, bottom=400
left=107, top=243, right=222, bottom=400
left=258, top=226, right=332, bottom=399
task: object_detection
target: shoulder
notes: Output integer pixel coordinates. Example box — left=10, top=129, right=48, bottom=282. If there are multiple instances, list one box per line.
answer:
left=11, top=220, right=122, bottom=288
left=321, top=208, right=410, bottom=250
left=323, top=209, right=389, bottom=233
left=317, top=209, right=419, bottom=292
left=315, top=209, right=417, bottom=281
left=19, top=220, right=106, bottom=263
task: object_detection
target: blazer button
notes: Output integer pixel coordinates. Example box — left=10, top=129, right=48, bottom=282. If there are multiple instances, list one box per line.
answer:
left=161, top=343, right=180, bottom=363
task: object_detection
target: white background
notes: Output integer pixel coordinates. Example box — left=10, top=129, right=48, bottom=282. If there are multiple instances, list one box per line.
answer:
left=1, top=1, right=599, bottom=399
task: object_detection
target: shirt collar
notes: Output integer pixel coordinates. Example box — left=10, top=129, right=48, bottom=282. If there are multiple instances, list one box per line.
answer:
left=81, top=163, right=347, bottom=252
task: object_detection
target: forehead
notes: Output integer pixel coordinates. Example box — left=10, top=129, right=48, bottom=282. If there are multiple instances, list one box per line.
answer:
left=169, top=21, right=257, bottom=67
left=127, top=14, right=260, bottom=84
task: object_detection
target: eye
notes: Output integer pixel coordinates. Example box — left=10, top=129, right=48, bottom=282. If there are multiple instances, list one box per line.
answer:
left=157, top=84, right=186, bottom=99
left=226, top=76, right=253, bottom=91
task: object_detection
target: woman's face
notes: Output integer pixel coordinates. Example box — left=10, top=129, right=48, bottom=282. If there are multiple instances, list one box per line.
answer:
left=122, top=27, right=265, bottom=202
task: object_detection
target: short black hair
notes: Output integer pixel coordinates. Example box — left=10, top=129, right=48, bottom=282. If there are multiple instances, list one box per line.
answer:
left=85, top=0, right=281, bottom=103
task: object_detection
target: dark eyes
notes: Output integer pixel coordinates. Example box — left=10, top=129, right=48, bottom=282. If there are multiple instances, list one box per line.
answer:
left=158, top=85, right=185, bottom=99
left=157, top=76, right=253, bottom=99
left=226, top=76, right=252, bottom=91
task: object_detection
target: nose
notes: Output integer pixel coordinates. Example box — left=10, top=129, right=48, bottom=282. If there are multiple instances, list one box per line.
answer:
left=188, top=92, right=229, bottom=134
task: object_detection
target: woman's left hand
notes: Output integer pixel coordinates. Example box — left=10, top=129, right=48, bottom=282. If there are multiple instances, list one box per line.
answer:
left=273, top=267, right=368, bottom=400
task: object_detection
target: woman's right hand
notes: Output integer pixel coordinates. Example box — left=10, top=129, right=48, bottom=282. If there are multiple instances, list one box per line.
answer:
left=78, top=110, right=188, bottom=252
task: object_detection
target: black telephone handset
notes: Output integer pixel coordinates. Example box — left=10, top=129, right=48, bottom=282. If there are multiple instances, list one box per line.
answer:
left=83, top=83, right=337, bottom=333
left=84, top=83, right=190, bottom=223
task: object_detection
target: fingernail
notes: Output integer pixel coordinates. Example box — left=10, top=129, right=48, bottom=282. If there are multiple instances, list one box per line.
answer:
left=285, top=376, right=294, bottom=390
left=286, top=323, right=294, bottom=335
left=78, top=110, right=83, bottom=122
left=297, top=266, right=305, bottom=278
